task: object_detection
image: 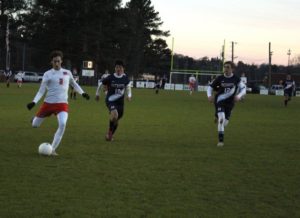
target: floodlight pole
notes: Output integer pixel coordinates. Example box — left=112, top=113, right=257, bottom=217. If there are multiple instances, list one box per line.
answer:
left=231, top=41, right=237, bottom=63
left=5, top=16, right=10, bottom=71
left=221, top=39, right=226, bottom=72
left=169, top=37, right=175, bottom=84
left=21, top=34, right=26, bottom=72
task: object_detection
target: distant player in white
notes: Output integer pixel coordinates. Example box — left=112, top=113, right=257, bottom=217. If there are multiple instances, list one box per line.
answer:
left=95, top=70, right=110, bottom=101
left=16, top=71, right=23, bottom=88
left=189, top=75, right=196, bottom=95
left=26, top=50, right=90, bottom=156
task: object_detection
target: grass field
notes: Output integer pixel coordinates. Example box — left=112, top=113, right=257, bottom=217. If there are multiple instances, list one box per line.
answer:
left=0, top=83, right=300, bottom=217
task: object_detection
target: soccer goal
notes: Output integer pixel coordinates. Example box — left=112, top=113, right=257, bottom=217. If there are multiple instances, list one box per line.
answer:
left=166, top=69, right=222, bottom=91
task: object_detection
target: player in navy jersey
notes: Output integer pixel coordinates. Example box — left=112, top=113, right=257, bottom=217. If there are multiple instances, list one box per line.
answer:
left=283, top=74, right=295, bottom=107
left=4, top=69, right=12, bottom=88
left=98, top=60, right=132, bottom=141
left=207, top=61, right=246, bottom=147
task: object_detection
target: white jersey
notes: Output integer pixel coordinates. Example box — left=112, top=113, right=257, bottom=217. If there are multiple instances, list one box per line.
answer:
left=16, top=72, right=23, bottom=81
left=189, top=76, right=196, bottom=83
left=33, top=68, right=84, bottom=104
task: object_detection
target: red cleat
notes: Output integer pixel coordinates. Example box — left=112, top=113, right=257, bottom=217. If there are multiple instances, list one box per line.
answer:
left=105, top=131, right=113, bottom=141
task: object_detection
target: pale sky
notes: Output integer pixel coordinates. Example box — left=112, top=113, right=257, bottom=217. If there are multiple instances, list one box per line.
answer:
left=123, top=0, right=300, bottom=66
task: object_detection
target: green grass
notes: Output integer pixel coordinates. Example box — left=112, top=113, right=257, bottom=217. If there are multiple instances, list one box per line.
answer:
left=0, top=83, right=300, bottom=217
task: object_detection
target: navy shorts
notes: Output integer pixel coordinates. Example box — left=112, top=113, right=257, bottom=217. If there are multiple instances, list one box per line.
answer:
left=284, top=89, right=292, bottom=98
left=106, top=101, right=124, bottom=120
left=215, top=102, right=234, bottom=120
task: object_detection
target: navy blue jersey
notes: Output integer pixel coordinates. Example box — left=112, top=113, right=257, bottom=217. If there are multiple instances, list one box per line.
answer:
left=283, top=79, right=295, bottom=91
left=210, top=74, right=241, bottom=104
left=102, top=73, right=130, bottom=104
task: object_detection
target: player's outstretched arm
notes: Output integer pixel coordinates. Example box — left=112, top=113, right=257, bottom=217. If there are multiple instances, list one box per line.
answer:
left=27, top=74, right=48, bottom=110
left=95, top=83, right=102, bottom=101
left=126, top=84, right=132, bottom=101
left=235, top=81, right=246, bottom=102
left=207, top=86, right=214, bottom=103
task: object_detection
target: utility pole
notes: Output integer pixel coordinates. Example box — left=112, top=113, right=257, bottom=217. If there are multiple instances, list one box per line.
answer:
left=231, top=41, right=237, bottom=63
left=287, top=49, right=291, bottom=66
left=21, top=34, right=26, bottom=72
left=169, top=37, right=174, bottom=84
left=268, top=42, right=273, bottom=88
left=5, top=16, right=10, bottom=71
left=220, top=39, right=226, bottom=72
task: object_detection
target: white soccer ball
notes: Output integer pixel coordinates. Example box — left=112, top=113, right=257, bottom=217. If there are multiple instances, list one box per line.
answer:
left=38, top=143, right=53, bottom=156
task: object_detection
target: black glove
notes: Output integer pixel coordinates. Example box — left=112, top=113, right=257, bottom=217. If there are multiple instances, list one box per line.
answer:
left=27, top=102, right=36, bottom=110
left=82, top=93, right=90, bottom=100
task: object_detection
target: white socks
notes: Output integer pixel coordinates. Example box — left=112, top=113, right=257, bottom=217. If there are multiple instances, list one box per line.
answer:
left=51, top=112, right=68, bottom=151
left=218, top=112, right=225, bottom=132
left=32, top=112, right=68, bottom=152
left=32, top=117, right=44, bottom=128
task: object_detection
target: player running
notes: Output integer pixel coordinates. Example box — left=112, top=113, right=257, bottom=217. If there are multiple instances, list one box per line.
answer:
left=189, top=74, right=196, bottom=95
left=16, top=71, right=23, bottom=88
left=97, top=60, right=132, bottom=141
left=4, top=69, right=12, bottom=88
left=207, top=61, right=246, bottom=147
left=283, top=74, right=295, bottom=107
left=26, top=50, right=90, bottom=156
left=154, top=77, right=161, bottom=94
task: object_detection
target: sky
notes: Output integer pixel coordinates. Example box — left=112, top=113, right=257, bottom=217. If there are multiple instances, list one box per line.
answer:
left=123, top=0, right=300, bottom=66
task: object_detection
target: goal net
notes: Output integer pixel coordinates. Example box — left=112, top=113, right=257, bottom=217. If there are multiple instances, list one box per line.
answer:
left=166, top=69, right=223, bottom=91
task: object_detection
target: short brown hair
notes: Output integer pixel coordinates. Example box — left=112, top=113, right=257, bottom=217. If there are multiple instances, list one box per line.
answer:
left=224, top=61, right=235, bottom=69
left=115, top=60, right=124, bottom=67
left=50, top=50, right=63, bottom=60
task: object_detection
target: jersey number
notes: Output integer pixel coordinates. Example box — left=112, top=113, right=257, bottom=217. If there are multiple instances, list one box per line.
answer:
left=224, top=88, right=231, bottom=93
left=59, top=78, right=64, bottom=85
left=115, top=89, right=124, bottom=95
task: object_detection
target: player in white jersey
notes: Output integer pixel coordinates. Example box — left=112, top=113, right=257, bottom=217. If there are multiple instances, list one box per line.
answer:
left=16, top=71, right=23, bottom=88
left=26, top=50, right=90, bottom=156
left=189, top=75, right=196, bottom=95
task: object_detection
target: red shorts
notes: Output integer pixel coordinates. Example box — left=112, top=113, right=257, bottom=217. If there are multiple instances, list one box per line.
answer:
left=189, top=82, right=195, bottom=89
left=36, top=102, right=69, bottom=118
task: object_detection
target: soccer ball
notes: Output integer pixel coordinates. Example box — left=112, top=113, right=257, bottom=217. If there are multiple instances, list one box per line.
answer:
left=38, top=143, right=53, bottom=156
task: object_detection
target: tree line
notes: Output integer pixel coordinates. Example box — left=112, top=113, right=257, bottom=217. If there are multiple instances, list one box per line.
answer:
left=0, top=0, right=171, bottom=78
left=0, top=0, right=299, bottom=81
